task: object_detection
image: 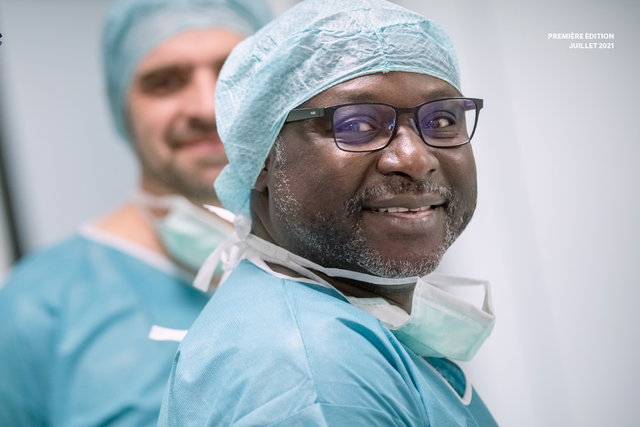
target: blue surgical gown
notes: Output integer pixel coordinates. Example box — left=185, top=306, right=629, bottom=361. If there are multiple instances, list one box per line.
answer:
left=159, top=260, right=498, bottom=426
left=0, top=233, right=209, bottom=426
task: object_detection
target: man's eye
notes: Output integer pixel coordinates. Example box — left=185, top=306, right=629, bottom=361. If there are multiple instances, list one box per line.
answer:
left=336, top=118, right=378, bottom=133
left=424, top=117, right=453, bottom=129
left=420, top=110, right=463, bottom=141
left=138, top=68, right=190, bottom=95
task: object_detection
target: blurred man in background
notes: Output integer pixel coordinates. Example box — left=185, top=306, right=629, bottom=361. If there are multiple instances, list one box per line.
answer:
left=0, top=0, right=270, bottom=425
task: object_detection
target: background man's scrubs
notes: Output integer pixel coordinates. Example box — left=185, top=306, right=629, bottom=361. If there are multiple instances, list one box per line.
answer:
left=0, top=228, right=209, bottom=426
left=160, top=260, right=498, bottom=426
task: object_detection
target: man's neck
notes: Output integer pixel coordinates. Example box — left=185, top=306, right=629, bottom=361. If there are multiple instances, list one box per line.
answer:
left=140, top=178, right=221, bottom=209
left=94, top=201, right=167, bottom=256
left=316, top=269, right=416, bottom=314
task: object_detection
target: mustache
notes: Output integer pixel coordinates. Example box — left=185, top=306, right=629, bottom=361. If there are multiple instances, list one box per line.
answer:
left=345, top=178, right=454, bottom=216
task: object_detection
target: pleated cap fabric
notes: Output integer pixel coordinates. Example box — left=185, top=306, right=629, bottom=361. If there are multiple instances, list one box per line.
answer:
left=214, top=0, right=462, bottom=218
left=102, top=0, right=272, bottom=143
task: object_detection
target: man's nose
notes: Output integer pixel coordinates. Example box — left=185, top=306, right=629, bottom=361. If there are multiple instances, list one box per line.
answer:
left=376, top=116, right=440, bottom=180
left=183, top=67, right=217, bottom=120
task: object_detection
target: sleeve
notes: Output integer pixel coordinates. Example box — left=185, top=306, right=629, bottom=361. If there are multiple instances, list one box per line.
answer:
left=0, top=277, right=55, bottom=426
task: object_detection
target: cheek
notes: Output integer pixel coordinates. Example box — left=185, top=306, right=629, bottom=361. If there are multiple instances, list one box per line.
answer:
left=281, top=148, right=369, bottom=214
left=439, top=146, right=477, bottom=205
left=128, top=96, right=178, bottom=143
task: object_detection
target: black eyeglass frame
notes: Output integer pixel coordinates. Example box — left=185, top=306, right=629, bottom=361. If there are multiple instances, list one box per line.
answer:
left=284, top=97, right=484, bottom=152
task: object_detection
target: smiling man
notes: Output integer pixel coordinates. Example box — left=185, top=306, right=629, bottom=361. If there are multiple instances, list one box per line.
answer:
left=0, top=0, right=270, bottom=425
left=159, top=0, right=498, bottom=426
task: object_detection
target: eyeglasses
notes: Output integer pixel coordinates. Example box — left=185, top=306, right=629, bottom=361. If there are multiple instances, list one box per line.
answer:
left=284, top=98, right=483, bottom=152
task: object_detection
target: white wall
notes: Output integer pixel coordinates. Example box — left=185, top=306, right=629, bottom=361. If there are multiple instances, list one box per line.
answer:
left=0, top=0, right=638, bottom=425
left=394, top=0, right=640, bottom=426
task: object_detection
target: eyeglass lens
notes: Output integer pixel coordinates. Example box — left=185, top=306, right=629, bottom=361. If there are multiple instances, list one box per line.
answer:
left=332, top=99, right=478, bottom=152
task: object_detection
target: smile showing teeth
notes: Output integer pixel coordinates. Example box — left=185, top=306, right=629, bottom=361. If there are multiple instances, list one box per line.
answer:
left=373, top=206, right=432, bottom=213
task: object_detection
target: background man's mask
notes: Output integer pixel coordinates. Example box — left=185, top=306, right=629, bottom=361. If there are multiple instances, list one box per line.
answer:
left=135, top=193, right=234, bottom=272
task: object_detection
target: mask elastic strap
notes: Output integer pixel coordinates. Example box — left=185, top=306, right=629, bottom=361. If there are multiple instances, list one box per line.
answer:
left=244, top=235, right=418, bottom=287
left=204, top=204, right=236, bottom=223
left=200, top=232, right=494, bottom=320
left=192, top=214, right=251, bottom=292
left=133, top=192, right=234, bottom=230
left=420, top=273, right=494, bottom=317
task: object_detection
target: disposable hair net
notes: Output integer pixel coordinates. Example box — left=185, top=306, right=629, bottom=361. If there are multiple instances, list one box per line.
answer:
left=215, top=0, right=462, bottom=218
left=102, top=0, right=272, bottom=143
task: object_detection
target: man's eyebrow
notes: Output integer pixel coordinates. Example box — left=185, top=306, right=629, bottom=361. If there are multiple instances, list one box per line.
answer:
left=138, top=57, right=229, bottom=81
left=138, top=64, right=191, bottom=80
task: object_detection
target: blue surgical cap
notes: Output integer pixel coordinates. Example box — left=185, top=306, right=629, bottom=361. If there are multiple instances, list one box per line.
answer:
left=102, top=0, right=272, bottom=143
left=214, top=0, right=462, bottom=218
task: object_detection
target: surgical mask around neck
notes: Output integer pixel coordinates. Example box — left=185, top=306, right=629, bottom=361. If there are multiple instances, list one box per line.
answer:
left=135, top=193, right=234, bottom=273
left=193, top=214, right=495, bottom=361
left=346, top=275, right=495, bottom=362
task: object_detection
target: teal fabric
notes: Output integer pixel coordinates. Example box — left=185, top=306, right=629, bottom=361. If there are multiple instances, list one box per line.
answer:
left=425, top=357, right=467, bottom=398
left=159, top=260, right=498, bottom=426
left=214, top=0, right=462, bottom=217
left=102, top=0, right=272, bottom=142
left=0, top=235, right=209, bottom=426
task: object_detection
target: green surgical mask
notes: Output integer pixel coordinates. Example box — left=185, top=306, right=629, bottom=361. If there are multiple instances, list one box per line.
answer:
left=346, top=275, right=495, bottom=362
left=136, top=193, right=234, bottom=273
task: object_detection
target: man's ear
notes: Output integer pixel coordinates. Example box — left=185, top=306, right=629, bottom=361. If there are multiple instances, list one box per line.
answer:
left=254, top=150, right=274, bottom=192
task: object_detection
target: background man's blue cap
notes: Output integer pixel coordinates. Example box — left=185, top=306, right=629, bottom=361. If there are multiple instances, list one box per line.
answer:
left=102, top=0, right=272, bottom=144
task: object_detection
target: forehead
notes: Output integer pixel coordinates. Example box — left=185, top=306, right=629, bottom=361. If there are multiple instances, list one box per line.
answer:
left=301, top=72, right=461, bottom=108
left=134, top=28, right=245, bottom=76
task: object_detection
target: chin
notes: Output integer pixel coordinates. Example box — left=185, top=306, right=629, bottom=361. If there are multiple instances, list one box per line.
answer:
left=355, top=250, right=446, bottom=278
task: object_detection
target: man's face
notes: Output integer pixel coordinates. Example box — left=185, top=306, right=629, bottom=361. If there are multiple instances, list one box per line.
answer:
left=259, top=72, right=478, bottom=278
left=128, top=28, right=245, bottom=203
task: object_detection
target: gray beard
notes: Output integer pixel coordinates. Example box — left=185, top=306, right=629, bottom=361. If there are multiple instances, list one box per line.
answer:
left=271, top=153, right=473, bottom=278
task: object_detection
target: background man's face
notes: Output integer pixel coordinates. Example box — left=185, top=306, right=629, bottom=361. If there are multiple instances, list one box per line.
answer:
left=265, top=72, right=478, bottom=277
left=128, top=28, right=245, bottom=203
